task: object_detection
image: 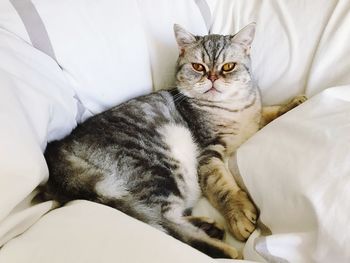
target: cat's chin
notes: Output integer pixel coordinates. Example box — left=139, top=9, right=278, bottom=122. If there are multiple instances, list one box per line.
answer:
left=195, top=91, right=226, bottom=102
left=202, top=91, right=222, bottom=100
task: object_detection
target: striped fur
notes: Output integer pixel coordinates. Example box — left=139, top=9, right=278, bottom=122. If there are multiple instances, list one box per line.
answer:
left=42, top=24, right=265, bottom=259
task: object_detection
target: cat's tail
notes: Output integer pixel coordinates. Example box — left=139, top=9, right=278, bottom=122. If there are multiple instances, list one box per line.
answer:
left=31, top=184, right=62, bottom=205
left=31, top=177, right=154, bottom=225
left=162, top=218, right=239, bottom=259
left=32, top=184, right=137, bottom=213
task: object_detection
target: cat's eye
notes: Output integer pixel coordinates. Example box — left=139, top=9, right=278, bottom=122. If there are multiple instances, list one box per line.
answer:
left=192, top=63, right=205, bottom=72
left=222, top=62, right=236, bottom=72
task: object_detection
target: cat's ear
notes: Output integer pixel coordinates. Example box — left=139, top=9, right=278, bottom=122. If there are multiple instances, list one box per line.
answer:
left=174, top=24, right=197, bottom=53
left=231, top=22, right=256, bottom=54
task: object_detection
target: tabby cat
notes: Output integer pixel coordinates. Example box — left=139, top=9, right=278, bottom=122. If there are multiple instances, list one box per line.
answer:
left=41, top=23, right=306, bottom=259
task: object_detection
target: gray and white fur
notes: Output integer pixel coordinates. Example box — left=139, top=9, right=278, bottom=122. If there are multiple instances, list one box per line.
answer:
left=42, top=23, right=261, bottom=259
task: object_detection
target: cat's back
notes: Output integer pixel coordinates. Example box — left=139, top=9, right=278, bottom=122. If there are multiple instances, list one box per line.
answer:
left=43, top=89, right=188, bottom=202
left=47, top=90, right=180, bottom=148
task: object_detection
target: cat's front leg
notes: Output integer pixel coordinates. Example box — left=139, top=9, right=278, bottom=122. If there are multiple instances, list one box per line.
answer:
left=198, top=149, right=257, bottom=241
left=261, top=95, right=307, bottom=126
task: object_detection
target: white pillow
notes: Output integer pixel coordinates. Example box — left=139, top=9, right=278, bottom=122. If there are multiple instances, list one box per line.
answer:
left=30, top=0, right=154, bottom=116
left=0, top=28, right=77, bottom=246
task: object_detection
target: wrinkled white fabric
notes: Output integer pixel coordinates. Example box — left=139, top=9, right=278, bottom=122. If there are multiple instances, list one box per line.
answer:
left=0, top=27, right=76, bottom=246
left=0, top=0, right=350, bottom=262
left=237, top=86, right=350, bottom=262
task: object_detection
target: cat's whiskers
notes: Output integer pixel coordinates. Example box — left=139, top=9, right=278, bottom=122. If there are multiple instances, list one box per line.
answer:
left=172, top=91, right=187, bottom=106
left=172, top=93, right=184, bottom=102
left=173, top=94, right=185, bottom=105
left=172, top=91, right=183, bottom=98
left=171, top=89, right=185, bottom=100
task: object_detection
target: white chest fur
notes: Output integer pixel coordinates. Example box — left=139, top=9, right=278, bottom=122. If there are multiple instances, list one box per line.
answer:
left=158, top=124, right=201, bottom=207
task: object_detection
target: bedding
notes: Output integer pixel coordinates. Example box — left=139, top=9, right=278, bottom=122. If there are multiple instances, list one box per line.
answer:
left=0, top=27, right=76, bottom=247
left=0, top=0, right=350, bottom=262
left=237, top=85, right=350, bottom=262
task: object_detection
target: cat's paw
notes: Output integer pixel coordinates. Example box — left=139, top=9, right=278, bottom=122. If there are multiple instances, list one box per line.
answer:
left=280, top=95, right=308, bottom=115
left=290, top=95, right=308, bottom=106
left=226, top=190, right=258, bottom=241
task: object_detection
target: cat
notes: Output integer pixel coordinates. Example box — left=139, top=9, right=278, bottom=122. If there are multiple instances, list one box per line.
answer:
left=40, top=23, right=306, bottom=259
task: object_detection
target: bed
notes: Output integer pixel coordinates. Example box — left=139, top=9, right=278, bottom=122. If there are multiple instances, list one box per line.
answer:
left=0, top=0, right=349, bottom=262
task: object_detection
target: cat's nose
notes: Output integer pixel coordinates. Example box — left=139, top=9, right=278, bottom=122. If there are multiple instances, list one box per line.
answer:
left=208, top=74, right=218, bottom=82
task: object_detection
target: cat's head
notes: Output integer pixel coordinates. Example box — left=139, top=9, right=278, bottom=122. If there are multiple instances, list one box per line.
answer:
left=174, top=23, right=256, bottom=102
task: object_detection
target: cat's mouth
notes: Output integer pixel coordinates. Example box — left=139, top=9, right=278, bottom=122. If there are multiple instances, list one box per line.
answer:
left=204, top=87, right=221, bottom=94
